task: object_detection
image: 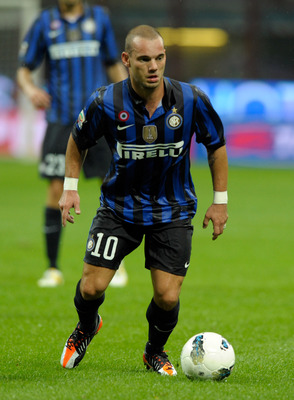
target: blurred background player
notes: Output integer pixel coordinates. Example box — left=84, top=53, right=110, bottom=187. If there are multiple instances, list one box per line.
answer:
left=17, top=0, right=128, bottom=288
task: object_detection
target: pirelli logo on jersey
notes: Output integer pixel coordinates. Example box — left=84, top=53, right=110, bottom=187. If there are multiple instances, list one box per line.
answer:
left=117, top=141, right=184, bottom=160
left=49, top=40, right=100, bottom=59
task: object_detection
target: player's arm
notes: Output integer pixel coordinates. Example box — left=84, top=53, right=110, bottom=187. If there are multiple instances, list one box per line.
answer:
left=203, top=145, right=228, bottom=240
left=106, top=62, right=128, bottom=83
left=58, top=135, right=87, bottom=227
left=16, top=66, right=51, bottom=109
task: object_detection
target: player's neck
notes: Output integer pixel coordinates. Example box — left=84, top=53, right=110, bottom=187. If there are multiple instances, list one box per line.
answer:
left=133, top=80, right=165, bottom=118
left=60, top=3, right=83, bottom=19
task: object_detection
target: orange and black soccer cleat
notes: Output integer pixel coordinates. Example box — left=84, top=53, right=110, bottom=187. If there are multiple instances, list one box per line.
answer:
left=143, top=349, right=177, bottom=376
left=60, top=315, right=103, bottom=369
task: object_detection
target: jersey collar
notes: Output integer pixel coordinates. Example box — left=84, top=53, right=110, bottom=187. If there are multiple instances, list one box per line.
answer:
left=127, top=77, right=175, bottom=111
left=57, top=4, right=86, bottom=23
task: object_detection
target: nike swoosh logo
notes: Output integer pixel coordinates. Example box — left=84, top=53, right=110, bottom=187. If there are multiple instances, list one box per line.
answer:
left=184, top=262, right=190, bottom=269
left=117, top=124, right=135, bottom=131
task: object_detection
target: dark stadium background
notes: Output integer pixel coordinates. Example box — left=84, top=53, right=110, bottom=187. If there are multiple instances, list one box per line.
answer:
left=0, top=0, right=294, bottom=165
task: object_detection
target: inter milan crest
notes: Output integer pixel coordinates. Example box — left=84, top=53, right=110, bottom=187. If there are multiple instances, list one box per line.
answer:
left=81, top=19, right=96, bottom=34
left=86, top=237, right=95, bottom=251
left=142, top=125, right=158, bottom=143
left=166, top=107, right=183, bottom=130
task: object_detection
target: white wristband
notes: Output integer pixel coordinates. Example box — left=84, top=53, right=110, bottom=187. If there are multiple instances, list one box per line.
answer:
left=213, top=191, right=228, bottom=204
left=64, top=177, right=79, bottom=191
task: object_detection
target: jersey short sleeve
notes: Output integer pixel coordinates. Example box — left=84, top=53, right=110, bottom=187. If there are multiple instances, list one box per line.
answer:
left=72, top=88, right=106, bottom=150
left=18, top=13, right=47, bottom=70
left=194, top=87, right=226, bottom=150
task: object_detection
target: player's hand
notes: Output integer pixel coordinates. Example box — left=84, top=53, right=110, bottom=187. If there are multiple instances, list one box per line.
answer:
left=26, top=85, right=51, bottom=109
left=203, top=203, right=228, bottom=240
left=58, top=190, right=81, bottom=227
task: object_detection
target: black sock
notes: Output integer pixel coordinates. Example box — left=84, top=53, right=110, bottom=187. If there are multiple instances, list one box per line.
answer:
left=74, top=280, right=105, bottom=333
left=146, top=298, right=180, bottom=354
left=44, top=207, right=62, bottom=269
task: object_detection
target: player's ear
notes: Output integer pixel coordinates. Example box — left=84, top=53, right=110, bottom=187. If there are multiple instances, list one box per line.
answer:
left=121, top=52, right=130, bottom=68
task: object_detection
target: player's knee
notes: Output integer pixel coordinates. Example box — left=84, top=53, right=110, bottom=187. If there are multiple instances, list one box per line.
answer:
left=80, top=278, right=106, bottom=300
left=155, top=293, right=179, bottom=311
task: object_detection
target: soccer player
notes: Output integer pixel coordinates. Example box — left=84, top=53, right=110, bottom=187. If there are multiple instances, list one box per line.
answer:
left=17, top=0, right=128, bottom=288
left=59, top=25, right=228, bottom=376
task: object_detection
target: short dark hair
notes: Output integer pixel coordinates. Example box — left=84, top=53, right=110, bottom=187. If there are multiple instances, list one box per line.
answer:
left=124, top=25, right=164, bottom=53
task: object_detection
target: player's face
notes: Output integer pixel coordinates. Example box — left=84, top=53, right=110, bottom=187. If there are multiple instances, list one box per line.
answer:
left=123, top=37, right=166, bottom=92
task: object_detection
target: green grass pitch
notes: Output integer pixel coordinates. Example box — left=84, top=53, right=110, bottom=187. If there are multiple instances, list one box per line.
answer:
left=0, top=158, right=293, bottom=400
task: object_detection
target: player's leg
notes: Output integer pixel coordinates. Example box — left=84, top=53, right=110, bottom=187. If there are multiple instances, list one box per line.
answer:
left=60, top=263, right=114, bottom=369
left=45, top=178, right=64, bottom=256
left=143, top=270, right=183, bottom=376
left=61, top=207, right=142, bottom=369
left=38, top=123, right=71, bottom=287
left=149, top=268, right=184, bottom=338
left=38, top=123, right=72, bottom=287
left=38, top=179, right=64, bottom=287
left=143, top=219, right=193, bottom=376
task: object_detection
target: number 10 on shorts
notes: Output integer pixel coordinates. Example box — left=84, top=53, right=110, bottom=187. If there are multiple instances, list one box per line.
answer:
left=90, top=233, right=118, bottom=260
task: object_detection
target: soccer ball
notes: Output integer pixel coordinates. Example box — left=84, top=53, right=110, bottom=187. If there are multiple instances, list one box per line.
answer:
left=180, top=332, right=235, bottom=380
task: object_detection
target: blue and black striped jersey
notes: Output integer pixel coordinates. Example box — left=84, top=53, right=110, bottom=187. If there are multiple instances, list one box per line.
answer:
left=72, top=78, right=226, bottom=225
left=18, top=5, right=119, bottom=125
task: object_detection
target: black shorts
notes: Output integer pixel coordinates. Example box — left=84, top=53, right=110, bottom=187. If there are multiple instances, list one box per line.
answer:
left=39, top=123, right=112, bottom=180
left=84, top=208, right=194, bottom=277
